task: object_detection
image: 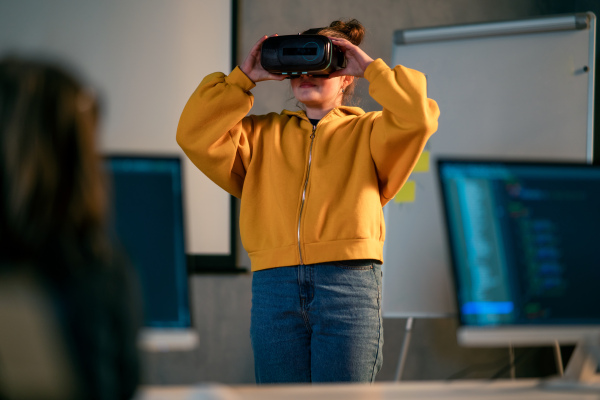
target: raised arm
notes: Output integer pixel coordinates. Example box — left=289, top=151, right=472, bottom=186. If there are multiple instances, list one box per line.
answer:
left=329, top=37, right=439, bottom=204
left=177, top=35, right=285, bottom=198
left=366, top=59, right=440, bottom=205
left=176, top=67, right=256, bottom=198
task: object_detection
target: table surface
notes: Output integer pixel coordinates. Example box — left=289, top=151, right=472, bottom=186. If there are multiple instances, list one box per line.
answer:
left=138, top=379, right=600, bottom=400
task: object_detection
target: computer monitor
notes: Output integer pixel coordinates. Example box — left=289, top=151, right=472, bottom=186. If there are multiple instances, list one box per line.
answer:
left=437, top=158, right=600, bottom=348
left=104, top=155, right=198, bottom=350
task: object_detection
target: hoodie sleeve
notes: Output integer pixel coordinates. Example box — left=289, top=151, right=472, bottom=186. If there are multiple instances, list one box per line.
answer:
left=176, top=67, right=257, bottom=198
left=365, top=58, right=440, bottom=205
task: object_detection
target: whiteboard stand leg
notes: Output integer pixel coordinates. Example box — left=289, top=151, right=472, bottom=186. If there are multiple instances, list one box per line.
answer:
left=394, top=317, right=414, bottom=382
left=509, top=344, right=516, bottom=379
left=554, top=340, right=564, bottom=377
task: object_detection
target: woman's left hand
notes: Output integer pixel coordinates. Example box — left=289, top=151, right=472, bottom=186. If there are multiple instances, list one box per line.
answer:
left=327, top=37, right=374, bottom=79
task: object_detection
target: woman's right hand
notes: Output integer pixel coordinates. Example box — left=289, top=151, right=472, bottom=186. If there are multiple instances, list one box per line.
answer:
left=240, top=35, right=286, bottom=83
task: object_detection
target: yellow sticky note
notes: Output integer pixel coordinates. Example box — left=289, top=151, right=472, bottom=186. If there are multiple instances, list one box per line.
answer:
left=413, top=150, right=430, bottom=172
left=394, top=180, right=416, bottom=203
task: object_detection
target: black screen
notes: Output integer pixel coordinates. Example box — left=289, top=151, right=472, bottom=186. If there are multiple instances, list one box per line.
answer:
left=105, top=156, right=190, bottom=328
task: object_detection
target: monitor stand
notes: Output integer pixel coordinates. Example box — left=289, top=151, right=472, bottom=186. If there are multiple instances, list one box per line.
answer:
left=138, top=328, right=199, bottom=352
left=541, top=332, right=600, bottom=390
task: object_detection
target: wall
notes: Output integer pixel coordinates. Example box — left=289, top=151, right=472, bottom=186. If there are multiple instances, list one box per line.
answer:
left=142, top=274, right=254, bottom=384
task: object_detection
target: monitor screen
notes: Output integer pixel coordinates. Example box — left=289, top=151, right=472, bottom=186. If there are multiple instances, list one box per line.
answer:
left=104, top=156, right=190, bottom=329
left=437, top=159, right=600, bottom=346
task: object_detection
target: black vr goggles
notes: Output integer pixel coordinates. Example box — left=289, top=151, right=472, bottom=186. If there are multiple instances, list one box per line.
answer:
left=260, top=33, right=346, bottom=78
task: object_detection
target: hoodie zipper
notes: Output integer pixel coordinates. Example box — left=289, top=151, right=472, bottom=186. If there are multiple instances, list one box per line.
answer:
left=297, top=123, right=316, bottom=265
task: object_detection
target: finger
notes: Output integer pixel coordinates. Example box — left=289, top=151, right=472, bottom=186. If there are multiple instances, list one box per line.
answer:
left=265, top=71, right=286, bottom=81
left=250, top=35, right=270, bottom=54
left=257, top=73, right=287, bottom=82
left=329, top=37, right=351, bottom=49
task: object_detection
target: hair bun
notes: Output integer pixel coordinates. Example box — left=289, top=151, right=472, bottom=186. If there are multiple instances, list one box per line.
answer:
left=327, top=19, right=365, bottom=46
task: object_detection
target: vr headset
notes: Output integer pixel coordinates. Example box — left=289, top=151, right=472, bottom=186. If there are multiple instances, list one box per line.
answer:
left=260, top=34, right=346, bottom=78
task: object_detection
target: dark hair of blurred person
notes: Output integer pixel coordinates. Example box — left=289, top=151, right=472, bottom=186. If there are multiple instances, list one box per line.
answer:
left=0, top=56, right=141, bottom=400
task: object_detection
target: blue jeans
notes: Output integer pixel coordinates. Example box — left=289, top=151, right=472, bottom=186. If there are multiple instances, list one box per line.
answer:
left=250, top=261, right=383, bottom=384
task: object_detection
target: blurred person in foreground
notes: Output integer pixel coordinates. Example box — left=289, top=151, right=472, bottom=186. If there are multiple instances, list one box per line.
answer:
left=0, top=56, right=141, bottom=400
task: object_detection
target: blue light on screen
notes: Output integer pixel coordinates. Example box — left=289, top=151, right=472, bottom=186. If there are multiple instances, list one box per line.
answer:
left=462, top=301, right=514, bottom=315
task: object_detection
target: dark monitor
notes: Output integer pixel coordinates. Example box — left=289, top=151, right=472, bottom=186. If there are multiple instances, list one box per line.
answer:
left=104, top=156, right=191, bottom=330
left=437, top=159, right=600, bottom=347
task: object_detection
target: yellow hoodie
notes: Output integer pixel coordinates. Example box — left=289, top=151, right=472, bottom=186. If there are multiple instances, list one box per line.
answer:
left=177, top=58, right=440, bottom=271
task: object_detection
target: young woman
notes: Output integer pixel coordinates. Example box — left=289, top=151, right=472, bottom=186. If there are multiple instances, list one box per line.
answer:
left=0, top=56, right=142, bottom=399
left=177, top=19, right=440, bottom=383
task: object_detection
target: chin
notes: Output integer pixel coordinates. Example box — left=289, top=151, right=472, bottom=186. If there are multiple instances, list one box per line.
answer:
left=298, top=101, right=320, bottom=109
left=295, top=95, right=320, bottom=105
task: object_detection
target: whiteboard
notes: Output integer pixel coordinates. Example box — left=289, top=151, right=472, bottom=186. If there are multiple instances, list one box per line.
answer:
left=0, top=1, right=233, bottom=256
left=382, top=13, right=596, bottom=318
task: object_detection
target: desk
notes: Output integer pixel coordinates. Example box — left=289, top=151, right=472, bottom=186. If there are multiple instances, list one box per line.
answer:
left=138, top=380, right=600, bottom=400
